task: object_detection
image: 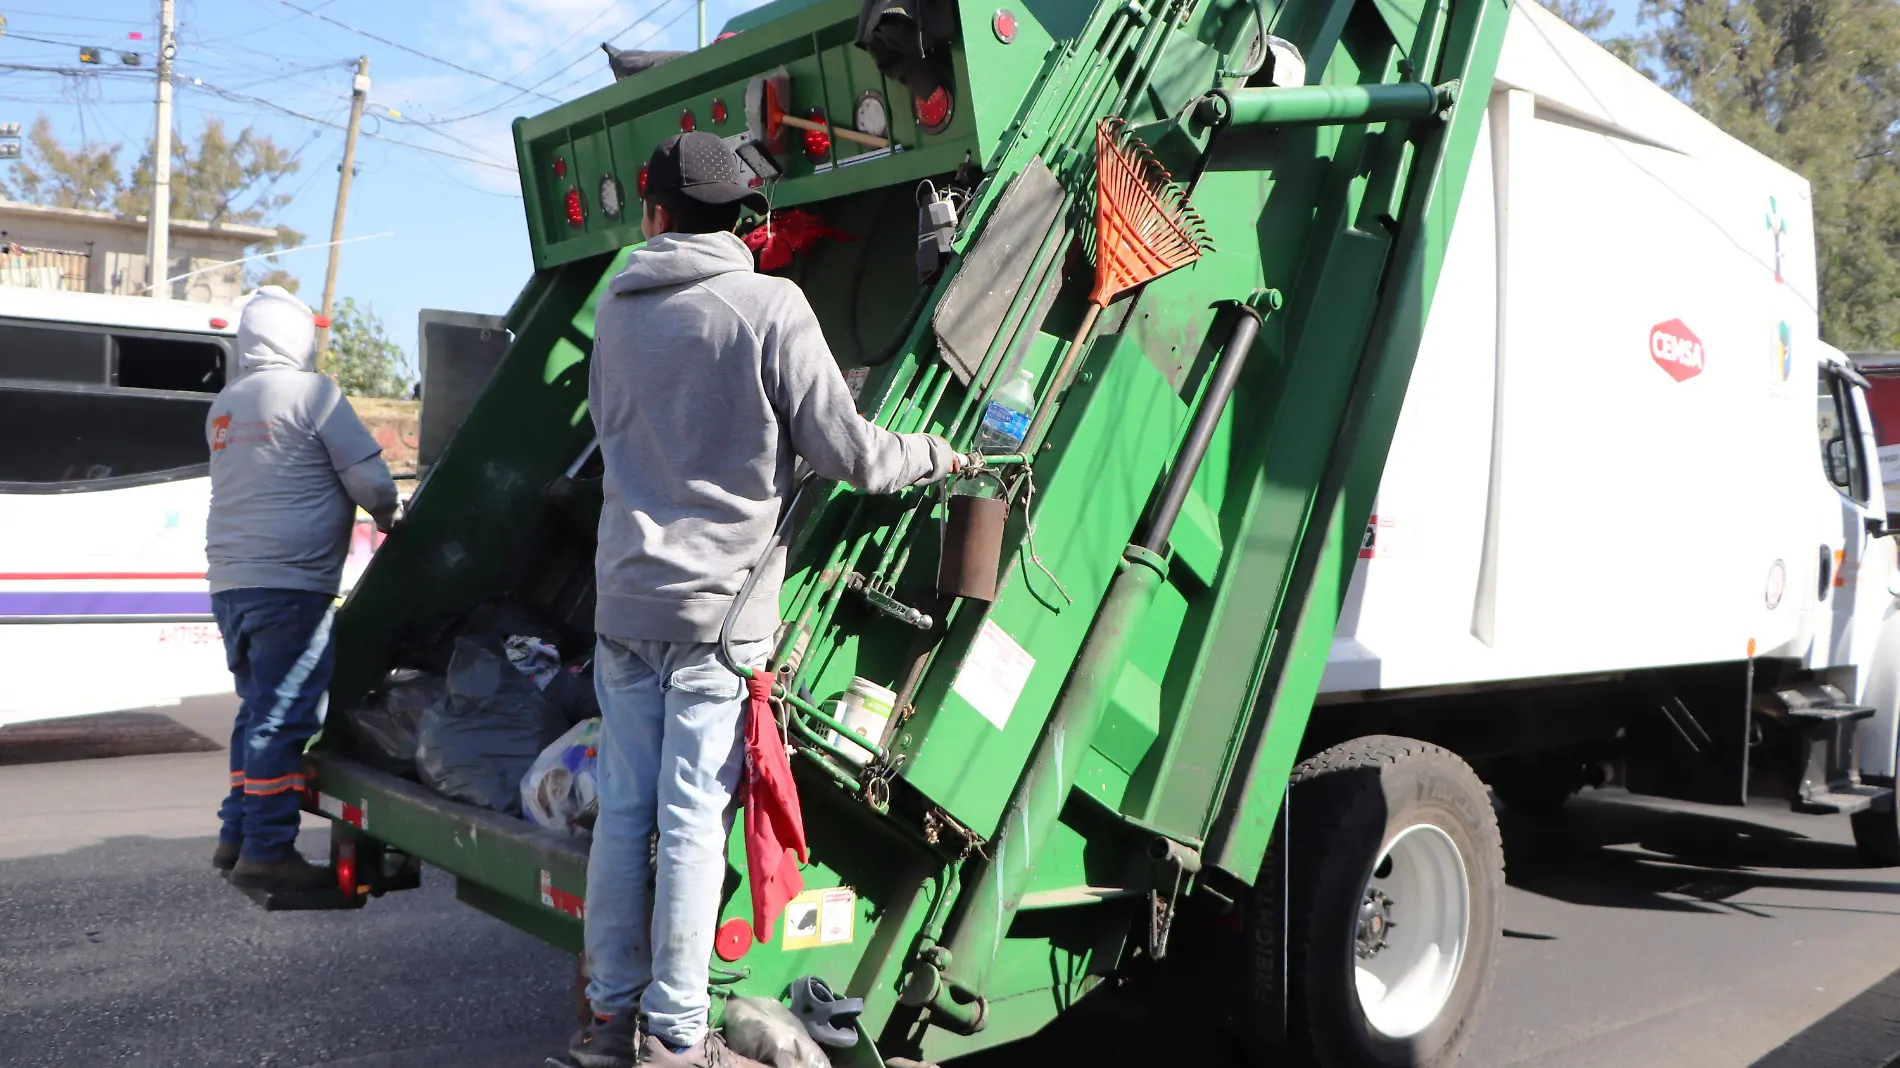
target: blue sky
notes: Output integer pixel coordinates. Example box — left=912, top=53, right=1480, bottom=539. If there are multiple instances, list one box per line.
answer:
left=0, top=0, right=770, bottom=366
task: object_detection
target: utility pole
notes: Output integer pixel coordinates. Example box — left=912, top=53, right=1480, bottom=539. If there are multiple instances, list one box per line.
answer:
left=699, top=0, right=706, bottom=47
left=317, top=56, right=369, bottom=356
left=144, top=0, right=175, bottom=299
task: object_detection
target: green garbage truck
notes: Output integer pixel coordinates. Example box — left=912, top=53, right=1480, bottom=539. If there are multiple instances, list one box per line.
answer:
left=286, top=0, right=1900, bottom=1065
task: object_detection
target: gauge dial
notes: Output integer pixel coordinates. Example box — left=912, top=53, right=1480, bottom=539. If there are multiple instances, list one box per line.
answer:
left=855, top=90, right=890, bottom=140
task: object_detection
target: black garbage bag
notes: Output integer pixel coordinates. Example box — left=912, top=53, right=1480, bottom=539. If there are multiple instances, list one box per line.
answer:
left=349, top=669, right=443, bottom=778
left=543, top=657, right=601, bottom=726
left=416, top=637, right=567, bottom=814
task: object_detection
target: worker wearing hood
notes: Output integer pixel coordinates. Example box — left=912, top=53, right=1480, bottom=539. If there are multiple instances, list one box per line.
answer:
left=203, top=285, right=398, bottom=894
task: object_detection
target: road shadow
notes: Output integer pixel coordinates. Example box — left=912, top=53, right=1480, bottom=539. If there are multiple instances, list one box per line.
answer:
left=1500, top=790, right=1900, bottom=917
left=1751, top=963, right=1900, bottom=1067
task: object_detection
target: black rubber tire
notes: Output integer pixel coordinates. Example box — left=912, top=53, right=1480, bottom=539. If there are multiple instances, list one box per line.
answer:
left=1275, top=736, right=1505, bottom=1068
left=1852, top=799, right=1900, bottom=866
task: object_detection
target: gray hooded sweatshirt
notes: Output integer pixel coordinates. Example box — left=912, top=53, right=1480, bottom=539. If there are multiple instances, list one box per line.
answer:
left=590, top=231, right=952, bottom=643
left=204, top=288, right=399, bottom=596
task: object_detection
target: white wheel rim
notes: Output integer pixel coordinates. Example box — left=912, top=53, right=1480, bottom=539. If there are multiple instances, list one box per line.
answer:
left=1352, top=822, right=1470, bottom=1040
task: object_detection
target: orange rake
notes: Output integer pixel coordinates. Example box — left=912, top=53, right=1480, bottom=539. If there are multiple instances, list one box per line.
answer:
left=1023, top=118, right=1212, bottom=449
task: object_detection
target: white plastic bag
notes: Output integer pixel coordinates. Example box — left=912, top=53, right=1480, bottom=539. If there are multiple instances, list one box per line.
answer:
left=520, top=718, right=600, bottom=831
left=722, top=997, right=830, bottom=1068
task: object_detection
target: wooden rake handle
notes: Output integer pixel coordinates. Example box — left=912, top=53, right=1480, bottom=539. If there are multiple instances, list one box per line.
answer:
left=774, top=112, right=890, bottom=149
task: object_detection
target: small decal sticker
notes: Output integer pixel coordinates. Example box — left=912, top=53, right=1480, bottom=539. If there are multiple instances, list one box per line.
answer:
left=1772, top=320, right=1792, bottom=382
left=210, top=414, right=231, bottom=452
left=1650, top=319, right=1705, bottom=383
left=952, top=620, right=1037, bottom=731
left=781, top=887, right=857, bottom=950
left=1360, top=514, right=1397, bottom=560
left=540, top=870, right=585, bottom=919
left=1767, top=196, right=1788, bottom=284
left=1765, top=559, right=1785, bottom=610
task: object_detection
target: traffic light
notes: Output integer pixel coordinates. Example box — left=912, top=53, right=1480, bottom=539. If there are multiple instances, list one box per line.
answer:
left=78, top=46, right=102, bottom=64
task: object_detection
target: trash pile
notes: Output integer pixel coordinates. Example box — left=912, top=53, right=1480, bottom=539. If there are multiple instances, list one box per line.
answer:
left=347, top=611, right=602, bottom=834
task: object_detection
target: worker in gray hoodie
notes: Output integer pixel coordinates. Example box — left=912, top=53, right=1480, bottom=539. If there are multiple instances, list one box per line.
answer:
left=205, top=286, right=399, bottom=894
left=551, top=133, right=958, bottom=1068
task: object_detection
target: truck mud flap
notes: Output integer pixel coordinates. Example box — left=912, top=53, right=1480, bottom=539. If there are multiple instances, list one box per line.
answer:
left=1623, top=661, right=1753, bottom=806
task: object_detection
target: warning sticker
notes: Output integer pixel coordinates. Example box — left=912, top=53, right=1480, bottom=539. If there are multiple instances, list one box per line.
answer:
left=782, top=887, right=856, bottom=950
left=952, top=620, right=1036, bottom=731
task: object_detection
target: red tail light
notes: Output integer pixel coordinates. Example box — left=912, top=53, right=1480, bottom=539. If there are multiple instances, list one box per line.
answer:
left=916, top=86, right=952, bottom=132
left=803, top=110, right=831, bottom=160
left=680, top=109, right=696, bottom=132
left=637, top=164, right=648, bottom=196
left=335, top=840, right=357, bottom=894
left=711, top=99, right=728, bottom=124
left=208, top=317, right=229, bottom=329
left=565, top=187, right=585, bottom=227
left=553, top=156, right=567, bottom=178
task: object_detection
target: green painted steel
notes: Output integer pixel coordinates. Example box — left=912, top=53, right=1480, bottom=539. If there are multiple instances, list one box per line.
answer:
left=310, top=0, right=1514, bottom=1059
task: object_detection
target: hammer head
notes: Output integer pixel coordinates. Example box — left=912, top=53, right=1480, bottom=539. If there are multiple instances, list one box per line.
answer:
left=744, top=67, right=793, bottom=157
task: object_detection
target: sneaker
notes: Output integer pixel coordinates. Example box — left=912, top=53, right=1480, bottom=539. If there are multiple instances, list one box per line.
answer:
left=228, top=852, right=333, bottom=893
left=545, top=1013, right=639, bottom=1068
left=212, top=841, right=241, bottom=872
left=640, top=1031, right=768, bottom=1068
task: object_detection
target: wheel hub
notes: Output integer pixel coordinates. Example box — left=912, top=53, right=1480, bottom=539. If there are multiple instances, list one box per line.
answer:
left=1356, top=887, right=1396, bottom=958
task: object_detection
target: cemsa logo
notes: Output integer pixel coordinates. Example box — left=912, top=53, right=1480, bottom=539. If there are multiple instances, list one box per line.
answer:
left=210, top=413, right=232, bottom=452
left=1649, top=319, right=1704, bottom=383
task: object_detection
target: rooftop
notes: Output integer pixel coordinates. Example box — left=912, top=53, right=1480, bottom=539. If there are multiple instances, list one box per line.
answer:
left=0, top=198, right=279, bottom=242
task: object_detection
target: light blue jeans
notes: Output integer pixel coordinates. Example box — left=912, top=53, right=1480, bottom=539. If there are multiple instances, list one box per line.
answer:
left=584, top=635, right=769, bottom=1048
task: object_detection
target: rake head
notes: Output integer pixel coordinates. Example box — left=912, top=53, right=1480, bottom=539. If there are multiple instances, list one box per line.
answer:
left=1088, top=117, right=1213, bottom=307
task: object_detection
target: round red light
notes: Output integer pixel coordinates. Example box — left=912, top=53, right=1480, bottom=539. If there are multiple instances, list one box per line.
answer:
left=637, top=164, right=648, bottom=196
left=565, top=187, right=585, bottom=227
left=993, top=9, right=1017, bottom=43
left=803, top=110, right=831, bottom=160
left=553, top=156, right=567, bottom=178
left=680, top=109, right=696, bottom=132
left=916, top=86, right=952, bottom=132
left=715, top=918, right=754, bottom=961
left=208, top=317, right=229, bottom=329
left=710, top=98, right=727, bottom=124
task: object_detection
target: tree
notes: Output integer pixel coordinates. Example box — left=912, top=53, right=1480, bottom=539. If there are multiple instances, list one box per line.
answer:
left=322, top=298, right=413, bottom=398
left=0, top=116, right=122, bottom=211
left=0, top=113, right=304, bottom=289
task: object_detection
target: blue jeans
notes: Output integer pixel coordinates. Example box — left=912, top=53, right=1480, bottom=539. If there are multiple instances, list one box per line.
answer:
left=584, top=635, right=769, bottom=1048
left=211, top=588, right=337, bottom=862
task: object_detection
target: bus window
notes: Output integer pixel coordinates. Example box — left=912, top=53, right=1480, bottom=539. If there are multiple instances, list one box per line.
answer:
left=0, top=322, right=111, bottom=385
left=0, top=384, right=211, bottom=486
left=116, top=333, right=225, bottom=392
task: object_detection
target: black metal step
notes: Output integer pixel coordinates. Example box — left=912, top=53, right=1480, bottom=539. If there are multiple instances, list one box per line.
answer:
left=1787, top=703, right=1877, bottom=723
left=1793, top=783, right=1892, bottom=816
left=222, top=869, right=367, bottom=911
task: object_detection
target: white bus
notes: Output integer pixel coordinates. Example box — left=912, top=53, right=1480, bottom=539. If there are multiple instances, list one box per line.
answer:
left=0, top=290, right=394, bottom=727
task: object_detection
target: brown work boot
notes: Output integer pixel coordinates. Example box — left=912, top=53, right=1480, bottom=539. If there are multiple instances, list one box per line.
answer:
left=212, top=841, right=240, bottom=872
left=228, top=851, right=333, bottom=893
left=640, top=1032, right=767, bottom=1068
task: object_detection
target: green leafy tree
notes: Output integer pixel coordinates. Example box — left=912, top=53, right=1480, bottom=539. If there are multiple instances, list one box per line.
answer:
left=322, top=298, right=413, bottom=398
left=0, top=115, right=122, bottom=211
left=1634, top=0, right=1900, bottom=350
left=0, top=112, right=304, bottom=289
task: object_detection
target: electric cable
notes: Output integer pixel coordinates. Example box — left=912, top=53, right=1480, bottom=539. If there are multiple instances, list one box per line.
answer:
left=268, top=0, right=563, bottom=102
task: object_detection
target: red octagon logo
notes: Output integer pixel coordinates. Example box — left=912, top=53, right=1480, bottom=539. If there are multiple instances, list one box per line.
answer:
left=1650, top=319, right=1705, bottom=382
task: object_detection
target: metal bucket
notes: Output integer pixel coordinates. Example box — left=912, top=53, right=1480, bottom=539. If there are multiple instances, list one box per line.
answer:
left=938, top=493, right=1007, bottom=602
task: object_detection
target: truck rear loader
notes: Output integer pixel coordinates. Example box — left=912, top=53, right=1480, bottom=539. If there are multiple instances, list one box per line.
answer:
left=283, top=1, right=1900, bottom=1065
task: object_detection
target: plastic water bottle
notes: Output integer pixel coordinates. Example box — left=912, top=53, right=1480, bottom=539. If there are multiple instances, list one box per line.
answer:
left=974, top=368, right=1036, bottom=454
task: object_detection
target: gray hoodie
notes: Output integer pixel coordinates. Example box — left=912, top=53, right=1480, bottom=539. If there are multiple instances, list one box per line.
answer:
left=590, top=231, right=952, bottom=643
left=205, top=287, right=399, bottom=596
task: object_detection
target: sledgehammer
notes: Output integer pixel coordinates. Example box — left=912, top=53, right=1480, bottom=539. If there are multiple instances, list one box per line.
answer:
left=746, top=69, right=891, bottom=151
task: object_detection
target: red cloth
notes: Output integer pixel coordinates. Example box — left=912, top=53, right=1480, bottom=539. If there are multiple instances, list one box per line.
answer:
left=742, top=670, right=808, bottom=941
left=742, top=208, right=857, bottom=272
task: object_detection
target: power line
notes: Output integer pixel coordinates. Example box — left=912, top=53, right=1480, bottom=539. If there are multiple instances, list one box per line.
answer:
left=540, top=2, right=696, bottom=101
left=182, top=77, right=517, bottom=173
left=268, top=0, right=562, bottom=103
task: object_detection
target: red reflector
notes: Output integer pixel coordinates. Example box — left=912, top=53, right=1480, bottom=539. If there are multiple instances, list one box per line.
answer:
left=553, top=156, right=567, bottom=178
left=803, top=110, right=830, bottom=160
left=917, top=87, right=952, bottom=131
left=715, top=918, right=754, bottom=961
left=993, top=8, right=1017, bottom=43
left=565, top=187, right=585, bottom=227
left=711, top=98, right=728, bottom=124
left=311, top=315, right=330, bottom=329
left=637, top=164, right=648, bottom=196
left=680, top=109, right=696, bottom=132
left=208, top=317, right=228, bottom=329
left=335, top=841, right=356, bottom=894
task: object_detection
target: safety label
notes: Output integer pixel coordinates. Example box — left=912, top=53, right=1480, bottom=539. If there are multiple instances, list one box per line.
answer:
left=952, top=620, right=1036, bottom=731
left=783, top=886, right=856, bottom=950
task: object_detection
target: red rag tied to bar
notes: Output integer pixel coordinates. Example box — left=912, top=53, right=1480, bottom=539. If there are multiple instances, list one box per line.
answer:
left=742, top=208, right=856, bottom=271
left=742, top=669, right=807, bottom=940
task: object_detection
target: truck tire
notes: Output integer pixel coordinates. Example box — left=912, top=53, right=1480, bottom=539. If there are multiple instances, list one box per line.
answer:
left=1279, top=737, right=1504, bottom=1068
left=1851, top=799, right=1900, bottom=866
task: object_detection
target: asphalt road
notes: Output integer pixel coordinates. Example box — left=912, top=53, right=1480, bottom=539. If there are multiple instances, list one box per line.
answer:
left=6, top=700, right=1900, bottom=1067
